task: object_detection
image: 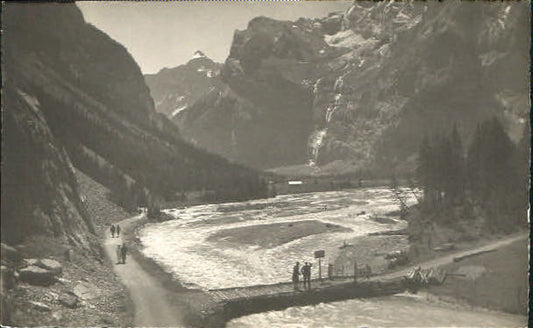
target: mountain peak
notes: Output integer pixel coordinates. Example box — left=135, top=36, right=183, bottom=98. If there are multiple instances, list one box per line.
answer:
left=192, top=50, right=207, bottom=59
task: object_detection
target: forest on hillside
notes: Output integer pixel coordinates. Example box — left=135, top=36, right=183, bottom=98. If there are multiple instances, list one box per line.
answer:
left=416, top=117, right=529, bottom=232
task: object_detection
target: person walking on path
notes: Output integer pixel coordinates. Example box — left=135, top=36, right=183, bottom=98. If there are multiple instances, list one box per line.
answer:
left=292, top=262, right=300, bottom=291
left=306, top=262, right=313, bottom=290
left=110, top=224, right=116, bottom=238
left=116, top=224, right=121, bottom=237
left=120, top=243, right=128, bottom=264
left=116, top=244, right=122, bottom=264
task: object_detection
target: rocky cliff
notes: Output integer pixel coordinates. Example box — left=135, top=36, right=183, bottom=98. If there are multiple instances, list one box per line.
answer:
left=2, top=3, right=267, bottom=245
left=2, top=85, right=95, bottom=246
left=160, top=2, right=529, bottom=172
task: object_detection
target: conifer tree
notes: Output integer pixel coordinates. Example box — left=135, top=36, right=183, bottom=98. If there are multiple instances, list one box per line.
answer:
left=448, top=124, right=465, bottom=203
left=417, top=136, right=433, bottom=203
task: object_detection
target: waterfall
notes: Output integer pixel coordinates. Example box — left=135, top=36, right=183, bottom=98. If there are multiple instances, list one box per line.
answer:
left=334, top=75, right=344, bottom=93
left=313, top=78, right=322, bottom=94
left=308, top=129, right=327, bottom=166
left=308, top=77, right=344, bottom=166
left=326, top=94, right=342, bottom=123
left=325, top=105, right=335, bottom=123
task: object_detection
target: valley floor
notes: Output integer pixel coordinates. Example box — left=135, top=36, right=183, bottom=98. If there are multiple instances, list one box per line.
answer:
left=116, top=211, right=527, bottom=327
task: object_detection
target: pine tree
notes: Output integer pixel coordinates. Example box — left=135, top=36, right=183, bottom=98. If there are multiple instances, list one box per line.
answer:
left=448, top=124, right=465, bottom=203
left=417, top=136, right=433, bottom=203
left=435, top=135, right=453, bottom=204
left=467, top=117, right=517, bottom=231
left=466, top=123, right=483, bottom=202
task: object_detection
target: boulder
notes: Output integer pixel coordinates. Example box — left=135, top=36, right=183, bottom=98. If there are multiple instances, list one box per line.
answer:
left=18, top=265, right=57, bottom=286
left=29, top=301, right=52, bottom=312
left=58, top=292, right=78, bottom=308
left=73, top=282, right=98, bottom=300
left=36, top=259, right=63, bottom=275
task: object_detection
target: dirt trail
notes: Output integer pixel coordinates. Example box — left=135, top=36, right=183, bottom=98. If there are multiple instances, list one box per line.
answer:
left=375, top=233, right=528, bottom=280
left=103, top=214, right=184, bottom=327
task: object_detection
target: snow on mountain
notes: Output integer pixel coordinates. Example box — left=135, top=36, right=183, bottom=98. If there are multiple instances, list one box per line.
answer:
left=144, top=53, right=223, bottom=118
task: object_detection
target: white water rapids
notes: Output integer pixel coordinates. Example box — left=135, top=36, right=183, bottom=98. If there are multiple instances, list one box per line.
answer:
left=140, top=188, right=413, bottom=289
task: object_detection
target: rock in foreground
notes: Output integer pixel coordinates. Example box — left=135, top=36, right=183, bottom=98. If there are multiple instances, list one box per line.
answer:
left=18, top=266, right=58, bottom=287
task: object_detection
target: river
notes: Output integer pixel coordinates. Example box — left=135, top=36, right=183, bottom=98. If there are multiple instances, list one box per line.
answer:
left=139, top=188, right=526, bottom=327
left=227, top=293, right=526, bottom=327
left=140, top=187, right=414, bottom=289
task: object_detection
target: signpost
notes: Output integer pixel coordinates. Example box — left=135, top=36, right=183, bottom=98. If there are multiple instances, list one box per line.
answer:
left=314, top=250, right=325, bottom=282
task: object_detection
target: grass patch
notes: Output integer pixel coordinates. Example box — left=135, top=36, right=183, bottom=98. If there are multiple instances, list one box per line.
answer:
left=428, top=238, right=528, bottom=315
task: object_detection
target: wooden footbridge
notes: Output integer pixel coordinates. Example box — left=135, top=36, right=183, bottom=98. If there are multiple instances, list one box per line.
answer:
left=206, top=276, right=407, bottom=323
left=202, top=234, right=528, bottom=324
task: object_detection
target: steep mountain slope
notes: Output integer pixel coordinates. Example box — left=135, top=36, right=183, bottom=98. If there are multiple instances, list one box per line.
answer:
left=2, top=3, right=268, bottom=245
left=2, top=85, right=95, bottom=245
left=145, top=51, right=223, bottom=118
left=168, top=2, right=529, bottom=172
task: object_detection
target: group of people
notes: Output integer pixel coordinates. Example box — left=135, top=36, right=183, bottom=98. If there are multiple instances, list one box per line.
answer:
left=292, top=261, right=313, bottom=291
left=110, top=224, right=121, bottom=238
left=109, top=224, right=127, bottom=264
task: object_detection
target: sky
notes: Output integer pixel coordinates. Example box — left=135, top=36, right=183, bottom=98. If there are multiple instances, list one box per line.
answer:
left=77, top=1, right=352, bottom=74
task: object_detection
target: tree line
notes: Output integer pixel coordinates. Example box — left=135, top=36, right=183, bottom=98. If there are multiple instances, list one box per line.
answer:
left=28, top=81, right=269, bottom=210
left=416, top=118, right=528, bottom=232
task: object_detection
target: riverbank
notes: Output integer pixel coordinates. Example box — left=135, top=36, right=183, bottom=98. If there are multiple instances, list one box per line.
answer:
left=403, top=204, right=529, bottom=316
left=426, top=237, right=528, bottom=315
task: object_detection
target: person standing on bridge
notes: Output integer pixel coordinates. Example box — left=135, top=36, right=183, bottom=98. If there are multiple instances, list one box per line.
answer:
left=301, top=263, right=308, bottom=290
left=292, top=262, right=301, bottom=291
left=110, top=224, right=116, bottom=238
left=116, top=224, right=121, bottom=238
left=301, top=262, right=312, bottom=290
